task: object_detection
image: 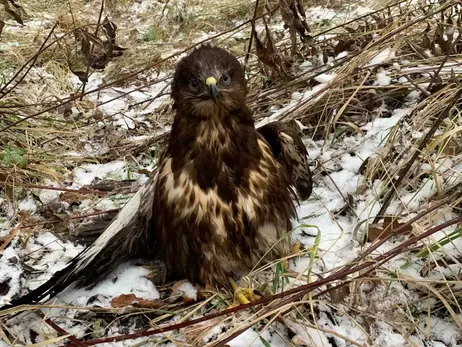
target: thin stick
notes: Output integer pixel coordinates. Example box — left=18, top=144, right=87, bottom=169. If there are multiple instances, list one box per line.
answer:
left=37, top=312, right=86, bottom=347
left=244, top=0, right=260, bottom=70
left=0, top=7, right=280, bottom=133
left=65, top=214, right=462, bottom=346
left=372, top=87, right=462, bottom=223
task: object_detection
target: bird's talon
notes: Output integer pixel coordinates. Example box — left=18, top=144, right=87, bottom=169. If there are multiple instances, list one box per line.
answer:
left=292, top=241, right=302, bottom=254
left=232, top=287, right=261, bottom=306
left=228, top=277, right=261, bottom=306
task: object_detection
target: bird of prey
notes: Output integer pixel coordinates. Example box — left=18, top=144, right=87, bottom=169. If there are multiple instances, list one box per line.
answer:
left=0, top=44, right=312, bottom=311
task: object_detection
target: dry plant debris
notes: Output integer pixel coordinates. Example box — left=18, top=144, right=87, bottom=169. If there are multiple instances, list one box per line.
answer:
left=0, top=0, right=461, bottom=346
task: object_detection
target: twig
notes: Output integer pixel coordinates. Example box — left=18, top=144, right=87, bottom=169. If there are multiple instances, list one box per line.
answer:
left=0, top=182, right=111, bottom=196
left=37, top=311, right=86, bottom=347
left=0, top=7, right=280, bottom=133
left=65, top=213, right=462, bottom=346
left=0, top=226, right=19, bottom=251
left=372, top=86, right=462, bottom=223
left=21, top=209, right=120, bottom=229
left=211, top=214, right=462, bottom=346
left=244, top=0, right=260, bottom=70
left=81, top=0, right=106, bottom=98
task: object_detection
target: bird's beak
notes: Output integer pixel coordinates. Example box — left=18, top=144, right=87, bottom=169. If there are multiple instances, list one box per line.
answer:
left=206, top=76, right=219, bottom=101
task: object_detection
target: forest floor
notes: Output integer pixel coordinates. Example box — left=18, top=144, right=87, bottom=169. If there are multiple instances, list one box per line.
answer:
left=0, top=0, right=461, bottom=346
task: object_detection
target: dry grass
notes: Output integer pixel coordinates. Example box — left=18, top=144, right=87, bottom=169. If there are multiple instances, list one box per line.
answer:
left=0, top=0, right=461, bottom=345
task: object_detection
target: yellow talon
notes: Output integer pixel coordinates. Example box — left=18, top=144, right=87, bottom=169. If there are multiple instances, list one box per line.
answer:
left=228, top=278, right=261, bottom=306
left=283, top=242, right=304, bottom=269
left=292, top=241, right=302, bottom=254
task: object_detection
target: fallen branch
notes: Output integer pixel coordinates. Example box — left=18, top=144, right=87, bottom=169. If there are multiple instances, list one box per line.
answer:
left=63, top=212, right=462, bottom=346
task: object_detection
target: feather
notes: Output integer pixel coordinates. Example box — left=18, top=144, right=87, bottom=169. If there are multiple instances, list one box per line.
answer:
left=257, top=120, right=313, bottom=201
left=1, top=45, right=314, bottom=312
left=155, top=44, right=297, bottom=287
left=0, top=173, right=157, bottom=311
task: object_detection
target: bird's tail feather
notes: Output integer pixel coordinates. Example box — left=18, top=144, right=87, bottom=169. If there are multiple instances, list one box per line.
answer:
left=1, top=174, right=157, bottom=311
left=257, top=121, right=313, bottom=201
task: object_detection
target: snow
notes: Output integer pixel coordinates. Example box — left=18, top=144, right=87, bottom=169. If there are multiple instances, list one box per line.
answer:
left=18, top=194, right=38, bottom=214
left=57, top=263, right=159, bottom=308
left=227, top=324, right=288, bottom=347
left=1, top=0, right=462, bottom=346
left=375, top=69, right=392, bottom=86
left=0, top=244, right=21, bottom=305
left=176, top=281, right=198, bottom=301
left=68, top=71, right=170, bottom=130
left=72, top=161, right=128, bottom=187
left=368, top=47, right=396, bottom=67
left=257, top=80, right=334, bottom=126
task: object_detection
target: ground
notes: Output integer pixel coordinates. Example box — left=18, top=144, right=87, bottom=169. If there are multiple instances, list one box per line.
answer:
left=0, top=0, right=461, bottom=346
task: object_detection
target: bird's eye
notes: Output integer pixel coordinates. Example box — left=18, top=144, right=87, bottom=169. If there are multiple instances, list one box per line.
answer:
left=221, top=73, right=231, bottom=85
left=188, top=80, right=200, bottom=92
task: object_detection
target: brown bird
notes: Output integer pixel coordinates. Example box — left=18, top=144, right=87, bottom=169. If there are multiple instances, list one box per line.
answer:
left=0, top=44, right=312, bottom=311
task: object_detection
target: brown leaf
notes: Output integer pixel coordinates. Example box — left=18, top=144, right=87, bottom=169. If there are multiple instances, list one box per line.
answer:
left=367, top=226, right=388, bottom=242
left=252, top=22, right=279, bottom=75
left=110, top=293, right=164, bottom=308
left=328, top=284, right=350, bottom=303
left=252, top=21, right=288, bottom=77
left=102, top=17, right=117, bottom=44
left=1, top=0, right=26, bottom=25
left=367, top=216, right=413, bottom=242
left=420, top=257, right=462, bottom=277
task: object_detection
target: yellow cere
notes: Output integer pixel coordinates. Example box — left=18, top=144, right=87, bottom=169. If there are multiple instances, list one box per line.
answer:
left=206, top=77, right=217, bottom=85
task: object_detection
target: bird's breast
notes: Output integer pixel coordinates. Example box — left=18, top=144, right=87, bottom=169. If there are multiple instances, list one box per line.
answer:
left=156, top=137, right=278, bottom=230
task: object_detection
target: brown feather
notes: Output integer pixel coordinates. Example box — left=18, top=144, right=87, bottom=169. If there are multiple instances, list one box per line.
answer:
left=154, top=44, right=296, bottom=287
left=1, top=45, right=312, bottom=311
left=257, top=120, right=313, bottom=201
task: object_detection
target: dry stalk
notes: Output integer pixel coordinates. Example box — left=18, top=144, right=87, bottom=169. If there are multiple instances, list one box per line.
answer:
left=0, top=7, right=280, bottom=133
left=60, top=210, right=462, bottom=346
left=372, top=86, right=462, bottom=223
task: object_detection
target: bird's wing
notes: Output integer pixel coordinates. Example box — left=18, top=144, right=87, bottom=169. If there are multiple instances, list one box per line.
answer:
left=1, top=172, right=158, bottom=311
left=257, top=121, right=313, bottom=201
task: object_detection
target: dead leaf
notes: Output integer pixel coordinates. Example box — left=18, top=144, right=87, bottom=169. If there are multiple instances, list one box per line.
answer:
left=252, top=20, right=288, bottom=77
left=284, top=318, right=330, bottom=346
left=279, top=0, right=312, bottom=57
left=327, top=283, right=350, bottom=303
left=167, top=280, right=199, bottom=304
left=110, top=293, right=164, bottom=308
left=0, top=20, right=4, bottom=38
left=102, top=17, right=117, bottom=44
left=420, top=257, right=462, bottom=277
left=71, top=19, right=125, bottom=72
left=1, top=0, right=26, bottom=25
left=367, top=216, right=413, bottom=242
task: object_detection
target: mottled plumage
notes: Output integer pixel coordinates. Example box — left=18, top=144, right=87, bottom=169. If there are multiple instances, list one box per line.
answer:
left=258, top=120, right=312, bottom=201
left=1, top=44, right=312, bottom=311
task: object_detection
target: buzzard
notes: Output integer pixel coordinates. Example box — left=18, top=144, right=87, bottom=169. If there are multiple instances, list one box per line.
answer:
left=1, top=44, right=312, bottom=311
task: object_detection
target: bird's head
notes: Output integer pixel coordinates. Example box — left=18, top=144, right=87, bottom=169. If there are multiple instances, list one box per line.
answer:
left=171, top=44, right=248, bottom=117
